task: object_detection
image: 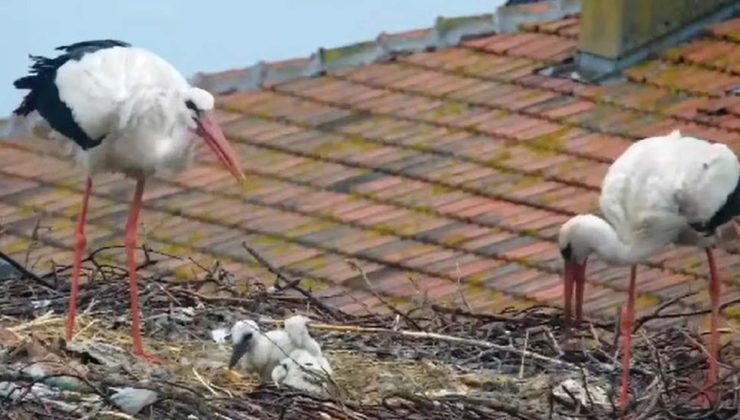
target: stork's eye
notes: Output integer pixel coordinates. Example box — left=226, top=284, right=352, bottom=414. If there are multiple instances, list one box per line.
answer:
left=560, top=243, right=573, bottom=260
left=185, top=99, right=201, bottom=117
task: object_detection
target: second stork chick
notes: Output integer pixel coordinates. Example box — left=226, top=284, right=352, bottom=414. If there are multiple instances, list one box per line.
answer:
left=284, top=315, right=325, bottom=359
left=271, top=349, right=333, bottom=396
left=228, top=320, right=296, bottom=381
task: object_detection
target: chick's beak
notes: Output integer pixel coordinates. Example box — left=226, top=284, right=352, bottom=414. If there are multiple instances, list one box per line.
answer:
left=228, top=336, right=251, bottom=369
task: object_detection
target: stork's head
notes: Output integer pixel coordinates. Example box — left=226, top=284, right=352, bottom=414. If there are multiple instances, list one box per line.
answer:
left=557, top=214, right=602, bottom=321
left=271, top=349, right=323, bottom=387
left=182, top=87, right=245, bottom=181
left=228, top=319, right=259, bottom=369
left=284, top=315, right=311, bottom=338
left=271, top=360, right=289, bottom=386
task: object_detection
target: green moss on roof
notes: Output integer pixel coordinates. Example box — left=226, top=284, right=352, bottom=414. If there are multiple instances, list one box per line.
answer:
left=285, top=220, right=337, bottom=237
left=322, top=41, right=377, bottom=64
left=489, top=148, right=513, bottom=164
left=310, top=135, right=379, bottom=157
left=239, top=176, right=265, bottom=194
left=529, top=128, right=571, bottom=153
left=431, top=102, right=469, bottom=117
left=430, top=184, right=456, bottom=196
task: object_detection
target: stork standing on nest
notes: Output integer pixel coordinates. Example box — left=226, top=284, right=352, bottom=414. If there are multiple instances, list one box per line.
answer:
left=558, top=129, right=739, bottom=409
left=11, top=40, right=245, bottom=362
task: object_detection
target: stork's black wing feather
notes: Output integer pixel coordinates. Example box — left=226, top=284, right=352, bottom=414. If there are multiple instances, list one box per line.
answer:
left=55, top=39, right=131, bottom=52
left=11, top=39, right=131, bottom=150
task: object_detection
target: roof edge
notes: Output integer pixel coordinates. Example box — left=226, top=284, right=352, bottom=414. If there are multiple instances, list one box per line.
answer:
left=191, top=0, right=581, bottom=95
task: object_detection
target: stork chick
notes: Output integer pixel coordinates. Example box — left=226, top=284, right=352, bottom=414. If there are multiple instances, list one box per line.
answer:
left=271, top=349, right=333, bottom=397
left=228, top=319, right=296, bottom=381
left=284, top=315, right=324, bottom=358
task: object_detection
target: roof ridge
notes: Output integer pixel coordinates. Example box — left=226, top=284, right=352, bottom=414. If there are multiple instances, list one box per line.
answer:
left=191, top=0, right=581, bottom=95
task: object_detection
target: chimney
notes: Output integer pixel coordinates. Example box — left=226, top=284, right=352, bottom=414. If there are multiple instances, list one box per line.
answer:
left=576, top=0, right=740, bottom=79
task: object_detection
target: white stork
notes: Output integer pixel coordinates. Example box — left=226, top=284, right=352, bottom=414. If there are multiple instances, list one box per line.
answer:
left=558, top=129, right=739, bottom=408
left=284, top=314, right=325, bottom=359
left=271, top=348, right=333, bottom=396
left=11, top=40, right=245, bottom=362
left=229, top=319, right=298, bottom=380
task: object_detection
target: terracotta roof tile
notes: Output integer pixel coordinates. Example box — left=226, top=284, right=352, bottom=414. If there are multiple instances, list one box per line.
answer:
left=707, top=17, right=740, bottom=41
left=4, top=11, right=740, bottom=324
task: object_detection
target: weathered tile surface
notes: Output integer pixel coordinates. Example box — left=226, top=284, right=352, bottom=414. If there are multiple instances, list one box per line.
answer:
left=3, top=13, right=740, bottom=326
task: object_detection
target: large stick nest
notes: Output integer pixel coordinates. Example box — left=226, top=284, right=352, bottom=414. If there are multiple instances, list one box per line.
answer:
left=0, top=245, right=737, bottom=419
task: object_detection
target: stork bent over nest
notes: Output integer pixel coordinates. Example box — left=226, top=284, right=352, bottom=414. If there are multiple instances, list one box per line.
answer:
left=558, top=129, right=740, bottom=410
left=10, top=39, right=246, bottom=362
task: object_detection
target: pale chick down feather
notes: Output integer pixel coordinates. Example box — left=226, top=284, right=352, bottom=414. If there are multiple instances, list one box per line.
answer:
left=271, top=349, right=333, bottom=396
left=230, top=320, right=298, bottom=381
left=559, top=129, right=740, bottom=266
left=20, top=46, right=215, bottom=179
left=284, top=315, right=325, bottom=359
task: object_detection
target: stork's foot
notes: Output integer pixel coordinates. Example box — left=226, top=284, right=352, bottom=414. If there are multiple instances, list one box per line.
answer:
left=132, top=348, right=162, bottom=365
left=618, top=380, right=630, bottom=414
left=696, top=374, right=718, bottom=409
left=693, top=388, right=716, bottom=409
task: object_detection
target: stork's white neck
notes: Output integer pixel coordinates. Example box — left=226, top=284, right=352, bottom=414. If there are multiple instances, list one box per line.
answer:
left=561, top=214, right=662, bottom=266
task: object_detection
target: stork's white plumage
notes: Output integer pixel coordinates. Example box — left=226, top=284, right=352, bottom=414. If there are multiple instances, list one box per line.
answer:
left=271, top=349, right=333, bottom=396
left=284, top=315, right=325, bottom=359
left=558, top=129, right=739, bottom=409
left=11, top=40, right=245, bottom=362
left=228, top=320, right=298, bottom=381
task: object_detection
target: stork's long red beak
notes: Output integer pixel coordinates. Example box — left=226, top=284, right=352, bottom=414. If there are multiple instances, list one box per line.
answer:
left=563, top=261, right=586, bottom=322
left=196, top=112, right=245, bottom=181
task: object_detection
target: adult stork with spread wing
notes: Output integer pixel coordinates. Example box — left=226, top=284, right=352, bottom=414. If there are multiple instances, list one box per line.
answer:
left=11, top=39, right=245, bottom=362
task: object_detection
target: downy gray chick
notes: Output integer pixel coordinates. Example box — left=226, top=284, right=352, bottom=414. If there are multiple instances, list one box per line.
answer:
left=228, top=319, right=297, bottom=381
left=284, top=315, right=325, bottom=359
left=271, top=349, right=333, bottom=396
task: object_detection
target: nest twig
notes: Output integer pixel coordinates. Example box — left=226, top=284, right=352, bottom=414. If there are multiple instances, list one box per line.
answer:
left=0, top=244, right=736, bottom=419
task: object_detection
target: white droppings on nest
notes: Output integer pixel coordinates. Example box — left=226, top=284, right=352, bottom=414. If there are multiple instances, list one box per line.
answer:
left=210, top=327, right=230, bottom=344
left=552, top=378, right=609, bottom=408
left=30, top=299, right=52, bottom=310
left=111, top=387, right=158, bottom=415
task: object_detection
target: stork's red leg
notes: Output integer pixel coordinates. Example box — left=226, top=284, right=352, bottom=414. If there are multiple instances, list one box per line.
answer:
left=66, top=176, right=92, bottom=342
left=619, top=264, right=637, bottom=413
left=704, top=248, right=720, bottom=405
left=125, top=177, right=160, bottom=364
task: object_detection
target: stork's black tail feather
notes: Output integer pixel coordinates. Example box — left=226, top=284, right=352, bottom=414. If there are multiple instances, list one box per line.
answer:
left=12, top=91, right=37, bottom=116
left=11, top=56, right=54, bottom=116
left=13, top=75, right=36, bottom=89
left=11, top=39, right=131, bottom=118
